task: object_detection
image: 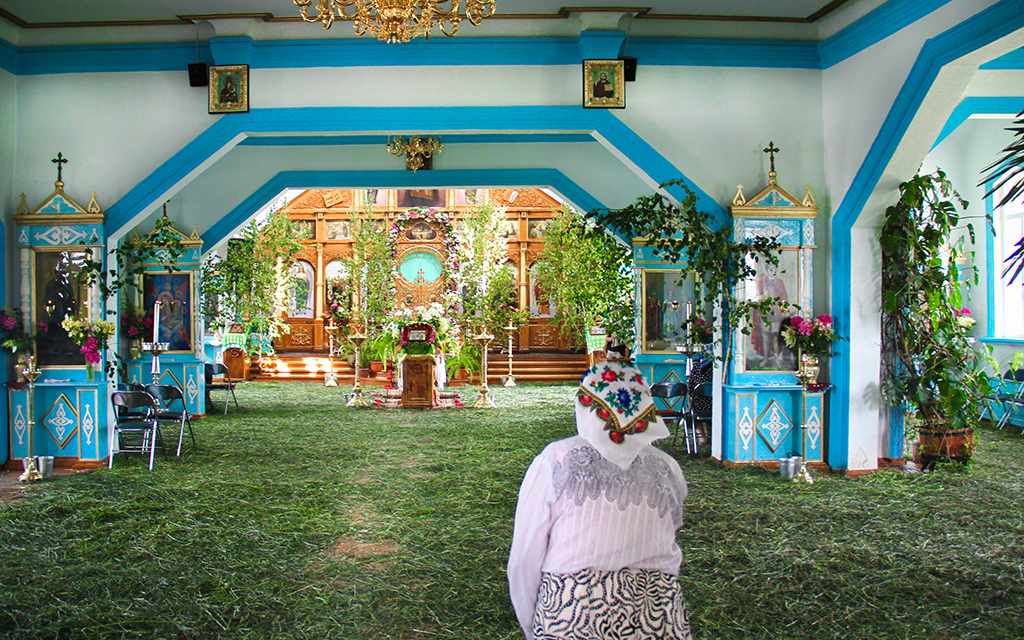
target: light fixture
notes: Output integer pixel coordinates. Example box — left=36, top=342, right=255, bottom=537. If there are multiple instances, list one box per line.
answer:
left=387, top=135, right=443, bottom=172
left=293, top=0, right=497, bottom=44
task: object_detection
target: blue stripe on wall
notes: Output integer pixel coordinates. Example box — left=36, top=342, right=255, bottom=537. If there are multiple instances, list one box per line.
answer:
left=829, top=0, right=1024, bottom=470
left=981, top=46, right=1024, bottom=69
left=932, top=97, right=1024, bottom=149
left=200, top=168, right=604, bottom=250
left=105, top=105, right=726, bottom=238
left=0, top=38, right=16, bottom=74
left=819, top=0, right=954, bottom=69
left=237, top=133, right=598, bottom=146
left=0, top=0, right=984, bottom=77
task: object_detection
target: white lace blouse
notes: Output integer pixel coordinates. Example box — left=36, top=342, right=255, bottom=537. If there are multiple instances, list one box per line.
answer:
left=507, top=436, right=688, bottom=639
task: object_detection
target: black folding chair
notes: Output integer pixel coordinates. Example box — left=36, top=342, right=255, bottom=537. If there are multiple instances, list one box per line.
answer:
left=146, top=384, right=196, bottom=456
left=686, top=359, right=714, bottom=449
left=651, top=381, right=697, bottom=453
left=205, top=362, right=239, bottom=415
left=110, top=391, right=166, bottom=471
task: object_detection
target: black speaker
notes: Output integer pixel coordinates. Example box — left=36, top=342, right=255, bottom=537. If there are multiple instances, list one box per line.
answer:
left=188, top=62, right=208, bottom=87
left=620, top=57, right=637, bottom=82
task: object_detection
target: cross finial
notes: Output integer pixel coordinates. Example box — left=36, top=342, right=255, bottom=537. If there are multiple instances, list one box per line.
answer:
left=762, top=141, right=779, bottom=174
left=52, top=152, right=68, bottom=184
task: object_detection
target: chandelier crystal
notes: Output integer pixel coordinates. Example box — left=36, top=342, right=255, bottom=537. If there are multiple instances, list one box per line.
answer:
left=293, top=0, right=497, bottom=44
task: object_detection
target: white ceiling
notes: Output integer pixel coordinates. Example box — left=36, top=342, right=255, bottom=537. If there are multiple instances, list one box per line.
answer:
left=0, top=0, right=862, bottom=28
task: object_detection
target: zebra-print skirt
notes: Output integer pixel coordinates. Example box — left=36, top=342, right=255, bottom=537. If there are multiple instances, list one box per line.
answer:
left=532, top=567, right=693, bottom=639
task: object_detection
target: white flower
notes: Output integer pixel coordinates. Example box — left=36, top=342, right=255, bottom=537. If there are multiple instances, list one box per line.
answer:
left=957, top=316, right=976, bottom=329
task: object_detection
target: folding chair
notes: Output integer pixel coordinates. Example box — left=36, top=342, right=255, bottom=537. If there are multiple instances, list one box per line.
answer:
left=205, top=362, right=239, bottom=415
left=110, top=391, right=166, bottom=471
left=686, top=359, right=714, bottom=450
left=997, top=369, right=1024, bottom=431
left=651, top=381, right=697, bottom=453
left=146, top=384, right=196, bottom=456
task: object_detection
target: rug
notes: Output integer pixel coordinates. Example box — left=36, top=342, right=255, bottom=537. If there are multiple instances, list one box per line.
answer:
left=369, top=388, right=465, bottom=409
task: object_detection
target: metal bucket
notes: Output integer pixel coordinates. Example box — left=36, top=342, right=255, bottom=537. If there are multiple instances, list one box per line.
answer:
left=36, top=456, right=54, bottom=478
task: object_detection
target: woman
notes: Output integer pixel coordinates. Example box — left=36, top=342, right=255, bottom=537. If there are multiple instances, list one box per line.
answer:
left=508, top=359, right=693, bottom=639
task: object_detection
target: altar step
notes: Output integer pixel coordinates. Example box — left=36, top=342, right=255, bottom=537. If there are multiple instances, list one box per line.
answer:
left=249, top=352, right=589, bottom=384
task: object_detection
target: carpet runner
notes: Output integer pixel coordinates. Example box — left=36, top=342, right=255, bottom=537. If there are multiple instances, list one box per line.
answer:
left=369, top=388, right=465, bottom=409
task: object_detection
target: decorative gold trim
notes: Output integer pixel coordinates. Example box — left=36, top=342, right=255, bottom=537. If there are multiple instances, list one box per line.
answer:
left=14, top=213, right=105, bottom=226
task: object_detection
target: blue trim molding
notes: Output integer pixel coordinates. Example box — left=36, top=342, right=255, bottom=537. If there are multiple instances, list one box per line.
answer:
left=200, top=168, right=604, bottom=250
left=819, top=0, right=954, bottom=69
left=830, top=0, right=1024, bottom=469
left=105, top=105, right=727, bottom=238
left=932, top=97, right=1024, bottom=149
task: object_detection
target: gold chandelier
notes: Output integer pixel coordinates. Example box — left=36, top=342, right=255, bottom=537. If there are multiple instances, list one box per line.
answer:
left=387, top=135, right=443, bottom=171
left=293, top=0, right=497, bottom=44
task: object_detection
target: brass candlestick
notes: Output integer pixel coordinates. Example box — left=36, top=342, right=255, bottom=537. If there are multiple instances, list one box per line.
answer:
left=503, top=322, right=517, bottom=387
left=472, top=327, right=497, bottom=408
left=19, top=360, right=43, bottom=482
left=793, top=349, right=815, bottom=484
left=142, top=341, right=169, bottom=385
left=347, top=329, right=370, bottom=407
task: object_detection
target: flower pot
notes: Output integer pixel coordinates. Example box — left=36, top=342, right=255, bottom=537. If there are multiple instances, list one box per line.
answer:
left=370, top=361, right=384, bottom=375
left=917, top=425, right=974, bottom=468
left=14, top=353, right=27, bottom=382
left=358, top=367, right=372, bottom=380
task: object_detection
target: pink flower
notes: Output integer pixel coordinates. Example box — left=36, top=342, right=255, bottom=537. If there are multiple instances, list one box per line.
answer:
left=37, top=321, right=48, bottom=333
left=1, top=316, right=15, bottom=330
left=120, top=316, right=128, bottom=326
left=128, top=326, right=139, bottom=336
left=798, top=323, right=814, bottom=336
left=85, top=337, right=98, bottom=350
left=790, top=317, right=804, bottom=327
left=144, top=317, right=153, bottom=328
left=817, top=314, right=833, bottom=325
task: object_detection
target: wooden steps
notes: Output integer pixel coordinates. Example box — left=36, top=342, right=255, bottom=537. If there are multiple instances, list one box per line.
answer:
left=249, top=352, right=589, bottom=385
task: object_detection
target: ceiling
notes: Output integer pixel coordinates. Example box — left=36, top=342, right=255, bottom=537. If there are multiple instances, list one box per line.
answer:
left=0, top=0, right=857, bottom=29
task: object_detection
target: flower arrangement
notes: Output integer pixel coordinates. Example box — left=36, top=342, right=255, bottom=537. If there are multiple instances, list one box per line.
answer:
left=687, top=317, right=714, bottom=344
left=324, top=276, right=351, bottom=328
left=61, top=315, right=116, bottom=380
left=780, top=314, right=839, bottom=357
left=953, top=307, right=975, bottom=330
left=0, top=306, right=34, bottom=354
left=119, top=297, right=151, bottom=340
left=387, top=207, right=460, bottom=277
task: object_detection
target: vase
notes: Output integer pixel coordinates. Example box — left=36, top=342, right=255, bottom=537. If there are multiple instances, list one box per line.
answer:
left=795, top=353, right=820, bottom=386
left=86, top=363, right=94, bottom=382
left=129, top=339, right=141, bottom=360
left=917, top=423, right=974, bottom=468
left=14, top=353, right=27, bottom=382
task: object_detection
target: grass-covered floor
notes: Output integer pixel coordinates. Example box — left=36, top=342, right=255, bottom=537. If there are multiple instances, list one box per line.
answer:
left=2, top=382, right=1023, bottom=639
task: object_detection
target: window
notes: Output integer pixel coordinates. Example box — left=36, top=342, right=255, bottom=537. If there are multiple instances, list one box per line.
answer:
left=994, top=185, right=1024, bottom=337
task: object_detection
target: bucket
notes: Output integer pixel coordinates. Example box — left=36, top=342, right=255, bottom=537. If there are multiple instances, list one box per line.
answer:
left=779, top=458, right=792, bottom=478
left=36, top=456, right=54, bottom=478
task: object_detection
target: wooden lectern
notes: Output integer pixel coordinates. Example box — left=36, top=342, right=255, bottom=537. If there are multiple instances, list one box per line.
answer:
left=401, top=354, right=436, bottom=408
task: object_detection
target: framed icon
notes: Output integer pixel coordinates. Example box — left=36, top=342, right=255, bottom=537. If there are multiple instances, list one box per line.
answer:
left=209, top=64, right=249, bottom=114
left=583, top=59, right=625, bottom=109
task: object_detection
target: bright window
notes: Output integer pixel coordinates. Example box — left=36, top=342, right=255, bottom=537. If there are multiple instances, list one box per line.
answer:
left=994, top=185, right=1024, bottom=338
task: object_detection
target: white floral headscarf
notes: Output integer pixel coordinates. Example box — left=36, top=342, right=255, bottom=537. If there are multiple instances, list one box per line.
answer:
left=574, top=360, right=670, bottom=469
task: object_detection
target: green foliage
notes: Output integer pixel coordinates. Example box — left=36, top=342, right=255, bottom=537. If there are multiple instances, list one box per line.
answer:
left=78, top=215, right=186, bottom=306
left=980, top=108, right=1024, bottom=283
left=588, top=180, right=783, bottom=359
left=453, top=199, right=515, bottom=334
left=532, top=205, right=635, bottom=349
left=342, top=208, right=394, bottom=340
left=202, top=207, right=306, bottom=346
left=880, top=170, right=996, bottom=431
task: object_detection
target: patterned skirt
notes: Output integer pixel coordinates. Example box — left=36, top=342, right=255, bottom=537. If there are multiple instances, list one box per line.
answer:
left=532, top=568, right=693, bottom=640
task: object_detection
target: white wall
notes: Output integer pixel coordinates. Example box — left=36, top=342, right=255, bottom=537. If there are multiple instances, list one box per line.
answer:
left=1, top=68, right=16, bottom=304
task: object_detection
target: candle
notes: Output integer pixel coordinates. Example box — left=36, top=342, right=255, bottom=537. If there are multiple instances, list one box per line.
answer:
left=686, top=301, right=693, bottom=318
left=152, top=301, right=161, bottom=343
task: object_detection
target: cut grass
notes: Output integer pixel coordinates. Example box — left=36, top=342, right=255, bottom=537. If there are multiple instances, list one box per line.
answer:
left=1, top=382, right=1023, bottom=639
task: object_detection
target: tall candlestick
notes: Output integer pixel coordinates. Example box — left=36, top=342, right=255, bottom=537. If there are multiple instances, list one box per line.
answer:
left=152, top=301, right=161, bottom=343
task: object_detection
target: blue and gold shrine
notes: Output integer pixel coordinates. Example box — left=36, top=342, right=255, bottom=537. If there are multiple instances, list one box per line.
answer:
left=723, top=161, right=826, bottom=466
left=8, top=159, right=110, bottom=469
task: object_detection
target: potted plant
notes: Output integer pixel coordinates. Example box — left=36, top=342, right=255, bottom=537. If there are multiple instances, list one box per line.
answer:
left=880, top=170, right=996, bottom=466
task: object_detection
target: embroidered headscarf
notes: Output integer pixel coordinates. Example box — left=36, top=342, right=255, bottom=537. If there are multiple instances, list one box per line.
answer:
left=574, top=360, right=670, bottom=469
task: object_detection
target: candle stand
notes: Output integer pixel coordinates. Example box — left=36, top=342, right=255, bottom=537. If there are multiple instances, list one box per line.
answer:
left=142, top=342, right=170, bottom=384
left=503, top=322, right=517, bottom=387
left=18, top=361, right=43, bottom=482
left=347, top=330, right=370, bottom=407
left=792, top=350, right=817, bottom=484
left=472, top=328, right=497, bottom=408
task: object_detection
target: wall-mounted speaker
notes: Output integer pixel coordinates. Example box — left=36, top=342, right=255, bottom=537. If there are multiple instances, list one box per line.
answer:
left=188, top=62, right=208, bottom=87
left=620, top=57, right=637, bottom=82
